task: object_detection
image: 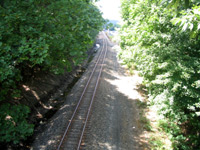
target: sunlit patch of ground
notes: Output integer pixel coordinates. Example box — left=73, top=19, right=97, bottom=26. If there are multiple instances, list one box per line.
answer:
left=145, top=105, right=173, bottom=149
left=98, top=142, right=116, bottom=150
left=110, top=43, right=173, bottom=150
left=126, top=70, right=173, bottom=150
left=105, top=71, right=143, bottom=101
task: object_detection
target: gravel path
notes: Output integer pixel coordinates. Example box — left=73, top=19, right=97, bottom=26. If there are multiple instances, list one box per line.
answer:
left=32, top=33, right=145, bottom=150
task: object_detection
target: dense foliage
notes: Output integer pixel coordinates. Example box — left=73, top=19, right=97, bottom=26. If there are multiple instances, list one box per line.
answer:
left=119, top=0, right=200, bottom=149
left=0, top=0, right=104, bottom=143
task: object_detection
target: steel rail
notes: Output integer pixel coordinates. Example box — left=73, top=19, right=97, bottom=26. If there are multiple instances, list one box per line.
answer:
left=77, top=32, right=109, bottom=150
left=57, top=33, right=106, bottom=150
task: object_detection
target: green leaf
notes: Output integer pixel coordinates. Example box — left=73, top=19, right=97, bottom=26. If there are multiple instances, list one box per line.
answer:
left=198, top=24, right=200, bottom=30
left=195, top=112, right=200, bottom=116
left=171, top=18, right=180, bottom=25
left=182, top=22, right=188, bottom=31
left=189, top=23, right=193, bottom=30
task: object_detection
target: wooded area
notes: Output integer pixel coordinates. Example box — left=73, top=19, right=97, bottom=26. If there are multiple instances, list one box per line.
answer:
left=0, top=0, right=104, bottom=144
left=119, top=0, right=200, bottom=149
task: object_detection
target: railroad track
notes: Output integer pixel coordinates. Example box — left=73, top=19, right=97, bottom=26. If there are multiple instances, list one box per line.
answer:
left=57, top=32, right=108, bottom=150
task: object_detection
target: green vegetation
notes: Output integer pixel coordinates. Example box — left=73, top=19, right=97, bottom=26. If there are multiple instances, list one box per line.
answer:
left=0, top=0, right=104, bottom=144
left=0, top=104, right=34, bottom=144
left=119, top=0, right=200, bottom=149
left=105, top=20, right=120, bottom=31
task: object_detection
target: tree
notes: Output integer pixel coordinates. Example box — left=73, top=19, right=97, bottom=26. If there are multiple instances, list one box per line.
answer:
left=119, top=0, right=200, bottom=149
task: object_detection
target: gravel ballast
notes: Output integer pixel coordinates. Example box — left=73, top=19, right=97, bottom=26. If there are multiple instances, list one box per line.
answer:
left=32, top=33, right=146, bottom=150
left=83, top=34, right=145, bottom=150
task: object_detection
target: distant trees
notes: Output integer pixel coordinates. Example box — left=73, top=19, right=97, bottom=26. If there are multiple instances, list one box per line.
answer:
left=105, top=21, right=120, bottom=31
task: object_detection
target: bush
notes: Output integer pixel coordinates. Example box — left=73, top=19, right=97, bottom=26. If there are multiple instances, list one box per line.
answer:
left=0, top=104, right=34, bottom=144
